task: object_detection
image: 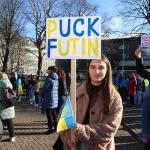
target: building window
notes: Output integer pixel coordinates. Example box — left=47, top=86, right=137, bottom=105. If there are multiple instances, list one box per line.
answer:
left=119, top=44, right=129, bottom=52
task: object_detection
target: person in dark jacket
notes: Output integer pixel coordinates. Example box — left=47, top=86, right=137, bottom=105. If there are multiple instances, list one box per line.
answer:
left=57, top=69, right=68, bottom=115
left=10, top=72, right=17, bottom=91
left=135, top=47, right=150, bottom=150
left=41, top=66, right=59, bottom=134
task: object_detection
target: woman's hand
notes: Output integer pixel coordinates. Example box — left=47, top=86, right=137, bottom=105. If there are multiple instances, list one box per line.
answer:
left=142, top=138, right=148, bottom=144
left=71, top=123, right=80, bottom=142
left=61, top=130, right=76, bottom=148
left=66, top=138, right=76, bottom=148
left=135, top=48, right=141, bottom=59
left=63, top=124, right=80, bottom=148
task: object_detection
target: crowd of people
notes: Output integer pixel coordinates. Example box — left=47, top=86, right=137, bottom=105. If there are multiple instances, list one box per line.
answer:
left=9, top=73, right=40, bottom=106
left=0, top=67, right=69, bottom=142
left=0, top=48, right=150, bottom=150
left=112, top=71, right=149, bottom=106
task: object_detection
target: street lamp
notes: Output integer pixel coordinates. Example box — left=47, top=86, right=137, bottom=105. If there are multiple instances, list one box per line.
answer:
left=122, top=38, right=125, bottom=74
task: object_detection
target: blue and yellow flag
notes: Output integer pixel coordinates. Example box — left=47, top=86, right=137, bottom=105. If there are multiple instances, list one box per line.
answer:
left=17, top=79, right=23, bottom=95
left=57, top=98, right=76, bottom=132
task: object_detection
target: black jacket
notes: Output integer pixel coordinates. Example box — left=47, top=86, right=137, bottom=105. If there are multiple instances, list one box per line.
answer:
left=58, top=79, right=68, bottom=96
left=136, top=58, right=150, bottom=81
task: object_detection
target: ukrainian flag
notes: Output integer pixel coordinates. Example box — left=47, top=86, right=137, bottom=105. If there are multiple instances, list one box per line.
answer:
left=57, top=98, right=76, bottom=132
left=17, top=79, right=23, bottom=95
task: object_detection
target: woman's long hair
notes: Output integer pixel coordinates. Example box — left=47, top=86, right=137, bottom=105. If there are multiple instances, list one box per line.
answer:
left=57, top=69, right=66, bottom=81
left=86, top=55, right=113, bottom=115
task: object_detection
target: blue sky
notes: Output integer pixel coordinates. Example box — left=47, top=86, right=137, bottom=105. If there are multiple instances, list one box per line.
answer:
left=88, top=0, right=130, bottom=37
left=89, top=0, right=118, bottom=16
left=89, top=0, right=123, bottom=34
left=25, top=0, right=128, bottom=38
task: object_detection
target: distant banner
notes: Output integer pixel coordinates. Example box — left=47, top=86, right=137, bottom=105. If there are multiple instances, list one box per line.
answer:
left=46, top=16, right=101, bottom=59
left=141, top=35, right=150, bottom=58
left=57, top=98, right=75, bottom=132
left=141, top=35, right=150, bottom=47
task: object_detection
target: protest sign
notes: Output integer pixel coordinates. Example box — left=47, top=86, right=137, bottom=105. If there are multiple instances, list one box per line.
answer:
left=141, top=35, right=150, bottom=47
left=46, top=16, right=101, bottom=59
left=141, top=35, right=150, bottom=58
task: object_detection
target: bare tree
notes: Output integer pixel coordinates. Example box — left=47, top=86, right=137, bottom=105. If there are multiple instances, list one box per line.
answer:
left=8, top=39, right=34, bottom=72
left=0, top=0, right=25, bottom=72
left=118, top=0, right=150, bottom=33
left=26, top=0, right=58, bottom=76
left=102, top=39, right=121, bottom=70
left=60, top=0, right=97, bottom=17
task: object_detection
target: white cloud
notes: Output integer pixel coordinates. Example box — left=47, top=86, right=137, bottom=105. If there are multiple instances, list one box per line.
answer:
left=109, top=17, right=123, bottom=31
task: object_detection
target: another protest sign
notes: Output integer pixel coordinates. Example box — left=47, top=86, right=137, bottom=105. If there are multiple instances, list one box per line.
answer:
left=141, top=35, right=150, bottom=58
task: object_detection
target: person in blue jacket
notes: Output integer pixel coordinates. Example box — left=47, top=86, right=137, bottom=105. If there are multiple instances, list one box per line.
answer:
left=135, top=47, right=150, bottom=150
left=41, top=66, right=59, bottom=134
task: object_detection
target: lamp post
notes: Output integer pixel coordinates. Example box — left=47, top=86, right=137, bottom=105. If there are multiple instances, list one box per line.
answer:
left=122, top=38, right=125, bottom=74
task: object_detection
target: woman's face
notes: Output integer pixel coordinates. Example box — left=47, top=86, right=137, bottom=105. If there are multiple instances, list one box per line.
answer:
left=89, top=60, right=107, bottom=85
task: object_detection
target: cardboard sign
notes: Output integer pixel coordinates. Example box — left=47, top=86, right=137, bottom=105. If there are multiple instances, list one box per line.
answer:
left=46, top=16, right=101, bottom=59
left=141, top=35, right=150, bottom=58
left=141, top=35, right=150, bottom=47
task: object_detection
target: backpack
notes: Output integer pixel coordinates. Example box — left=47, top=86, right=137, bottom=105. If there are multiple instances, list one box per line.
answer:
left=1, top=88, right=16, bottom=108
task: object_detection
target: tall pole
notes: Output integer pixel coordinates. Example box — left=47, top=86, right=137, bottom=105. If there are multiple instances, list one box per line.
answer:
left=71, top=59, right=76, bottom=122
left=122, top=38, right=125, bottom=74
left=71, top=59, right=76, bottom=150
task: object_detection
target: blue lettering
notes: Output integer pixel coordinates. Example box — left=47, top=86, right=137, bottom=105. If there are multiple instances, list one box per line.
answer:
left=48, top=39, right=57, bottom=58
left=73, top=18, right=84, bottom=36
left=60, top=19, right=71, bottom=37
left=88, top=18, right=99, bottom=36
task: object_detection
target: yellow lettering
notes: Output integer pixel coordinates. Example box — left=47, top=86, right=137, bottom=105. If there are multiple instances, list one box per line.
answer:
left=82, top=38, right=85, bottom=56
left=68, top=38, right=79, bottom=56
left=58, top=39, right=69, bottom=56
left=47, top=20, right=57, bottom=38
left=88, top=38, right=98, bottom=57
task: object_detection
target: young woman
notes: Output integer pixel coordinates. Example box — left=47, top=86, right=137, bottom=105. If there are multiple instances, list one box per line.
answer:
left=60, top=55, right=123, bottom=150
left=0, top=72, right=15, bottom=142
left=135, top=48, right=150, bottom=150
left=34, top=76, right=40, bottom=106
left=57, top=69, right=68, bottom=115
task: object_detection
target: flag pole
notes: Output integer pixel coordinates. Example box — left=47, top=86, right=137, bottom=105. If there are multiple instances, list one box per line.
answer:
left=71, top=59, right=76, bottom=150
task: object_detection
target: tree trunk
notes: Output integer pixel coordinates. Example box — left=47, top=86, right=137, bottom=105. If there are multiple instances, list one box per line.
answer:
left=2, top=46, right=9, bottom=72
left=37, top=48, right=43, bottom=76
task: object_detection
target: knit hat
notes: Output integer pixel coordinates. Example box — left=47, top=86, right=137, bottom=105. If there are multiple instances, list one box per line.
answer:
left=0, top=72, right=8, bottom=80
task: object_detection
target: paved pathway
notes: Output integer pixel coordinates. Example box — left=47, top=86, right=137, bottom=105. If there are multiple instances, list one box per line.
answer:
left=115, top=105, right=144, bottom=150
left=0, top=99, right=144, bottom=150
left=0, top=99, right=58, bottom=150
